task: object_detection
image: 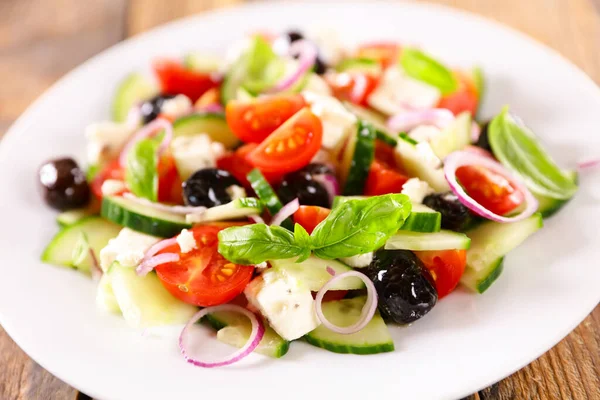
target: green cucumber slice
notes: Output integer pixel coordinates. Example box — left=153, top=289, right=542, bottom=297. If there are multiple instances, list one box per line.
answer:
left=101, top=196, right=191, bottom=238
left=247, top=169, right=292, bottom=230
left=186, top=198, right=263, bottom=224
left=429, top=111, right=471, bottom=159
left=112, top=73, right=158, bottom=123
left=385, top=230, right=471, bottom=251
left=96, top=273, right=121, bottom=314
left=337, top=58, right=382, bottom=75
left=204, top=311, right=289, bottom=358
left=108, top=263, right=197, bottom=328
left=41, top=217, right=122, bottom=274
left=461, top=257, right=504, bottom=294
left=56, top=200, right=100, bottom=227
left=535, top=170, right=578, bottom=218
left=184, top=53, right=222, bottom=73
left=173, top=113, right=239, bottom=149
left=400, top=204, right=442, bottom=233
left=341, top=121, right=376, bottom=195
left=269, top=256, right=364, bottom=291
left=304, top=297, right=394, bottom=355
left=395, top=134, right=449, bottom=192
left=343, top=102, right=397, bottom=146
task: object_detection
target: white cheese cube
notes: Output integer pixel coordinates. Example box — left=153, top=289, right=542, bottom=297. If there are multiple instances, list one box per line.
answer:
left=176, top=229, right=197, bottom=254
left=401, top=178, right=434, bottom=204
left=99, top=228, right=160, bottom=272
left=245, top=271, right=320, bottom=341
left=308, top=27, right=346, bottom=65
left=302, top=91, right=357, bottom=150
left=415, top=142, right=443, bottom=169
left=409, top=125, right=442, bottom=143
left=85, top=121, right=135, bottom=165
left=226, top=185, right=247, bottom=201
left=340, top=252, right=374, bottom=268
left=101, top=179, right=127, bottom=197
left=171, top=134, right=226, bottom=180
left=160, top=94, right=192, bottom=119
left=302, top=74, right=332, bottom=96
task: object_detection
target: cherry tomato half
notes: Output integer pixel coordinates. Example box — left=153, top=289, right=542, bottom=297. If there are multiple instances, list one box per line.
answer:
left=246, top=108, right=323, bottom=174
left=216, top=143, right=284, bottom=189
left=91, top=159, right=125, bottom=199
left=294, top=205, right=331, bottom=234
left=456, top=165, right=525, bottom=216
left=438, top=71, right=479, bottom=116
left=325, top=72, right=380, bottom=106
left=153, top=59, right=220, bottom=102
left=157, top=154, right=183, bottom=204
left=155, top=225, right=254, bottom=307
left=226, top=93, right=306, bottom=144
left=415, top=250, right=467, bottom=298
left=364, top=160, right=409, bottom=196
left=356, top=42, right=401, bottom=68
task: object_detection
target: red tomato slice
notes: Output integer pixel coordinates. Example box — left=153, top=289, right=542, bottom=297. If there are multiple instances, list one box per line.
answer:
left=195, top=87, right=220, bottom=109
left=356, top=42, right=401, bottom=68
left=294, top=205, right=331, bottom=234
left=153, top=59, right=220, bottom=103
left=374, top=139, right=398, bottom=168
left=216, top=144, right=284, bottom=189
left=456, top=165, right=525, bottom=216
left=157, top=154, right=182, bottom=204
left=325, top=72, right=380, bottom=106
left=246, top=108, right=322, bottom=174
left=415, top=250, right=467, bottom=298
left=91, top=159, right=125, bottom=199
left=364, top=160, right=409, bottom=196
left=438, top=71, right=479, bottom=116
left=226, top=93, right=306, bottom=144
left=155, top=225, right=254, bottom=307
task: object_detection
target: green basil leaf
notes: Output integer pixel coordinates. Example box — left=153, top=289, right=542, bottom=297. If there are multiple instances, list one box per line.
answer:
left=242, top=36, right=285, bottom=94
left=125, top=136, right=160, bottom=201
left=310, top=194, right=412, bottom=259
left=400, top=48, right=458, bottom=95
left=218, top=224, right=306, bottom=265
left=293, top=224, right=312, bottom=263
left=488, top=107, right=578, bottom=200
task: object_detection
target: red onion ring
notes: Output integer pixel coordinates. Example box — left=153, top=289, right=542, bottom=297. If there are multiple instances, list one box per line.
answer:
left=179, top=304, right=265, bottom=368
left=248, top=214, right=265, bottom=224
left=269, top=40, right=317, bottom=93
left=197, top=103, right=224, bottom=114
left=577, top=159, right=600, bottom=171
left=471, top=121, right=482, bottom=143
left=123, top=193, right=207, bottom=216
left=387, top=109, right=454, bottom=133
left=463, top=145, right=495, bottom=160
left=312, top=174, right=340, bottom=206
left=136, top=253, right=180, bottom=277
left=315, top=271, right=378, bottom=335
left=143, top=237, right=179, bottom=260
left=119, top=118, right=174, bottom=167
left=444, top=151, right=539, bottom=223
left=270, top=198, right=299, bottom=227
left=325, top=266, right=336, bottom=276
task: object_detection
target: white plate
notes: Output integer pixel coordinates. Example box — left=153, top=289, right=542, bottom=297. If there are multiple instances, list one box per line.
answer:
left=0, top=2, right=599, bottom=400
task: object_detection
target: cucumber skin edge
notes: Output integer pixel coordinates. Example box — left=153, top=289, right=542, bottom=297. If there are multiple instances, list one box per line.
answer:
left=303, top=335, right=395, bottom=355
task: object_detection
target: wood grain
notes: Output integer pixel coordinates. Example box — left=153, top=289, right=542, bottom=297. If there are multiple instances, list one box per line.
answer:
left=0, top=0, right=598, bottom=399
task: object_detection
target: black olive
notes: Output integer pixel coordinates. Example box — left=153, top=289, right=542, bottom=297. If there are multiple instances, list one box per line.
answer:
left=364, top=250, right=437, bottom=324
left=140, top=94, right=176, bottom=124
left=39, top=158, right=90, bottom=211
left=277, top=163, right=335, bottom=208
left=286, top=30, right=304, bottom=43
left=183, top=168, right=242, bottom=208
left=474, top=121, right=492, bottom=153
left=423, top=192, right=477, bottom=232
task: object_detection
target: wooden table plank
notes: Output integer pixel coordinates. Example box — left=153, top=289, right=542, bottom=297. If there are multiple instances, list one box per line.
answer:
left=0, top=0, right=598, bottom=399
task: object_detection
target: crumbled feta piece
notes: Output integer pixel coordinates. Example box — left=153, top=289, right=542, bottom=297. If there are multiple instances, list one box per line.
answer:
left=409, top=125, right=442, bottom=143
left=415, top=142, right=442, bottom=169
left=367, top=67, right=441, bottom=116
left=226, top=185, right=247, bottom=200
left=308, top=27, right=346, bottom=65
left=340, top=252, right=374, bottom=268
left=101, top=179, right=126, bottom=197
left=171, top=134, right=226, bottom=180
left=302, top=74, right=332, bottom=96
left=176, top=229, right=197, bottom=254
left=160, top=94, right=192, bottom=119
left=99, top=228, right=159, bottom=272
left=245, top=271, right=320, bottom=341
left=302, top=91, right=357, bottom=150
left=401, top=178, right=434, bottom=204
left=85, top=121, right=135, bottom=165
left=254, top=261, right=269, bottom=270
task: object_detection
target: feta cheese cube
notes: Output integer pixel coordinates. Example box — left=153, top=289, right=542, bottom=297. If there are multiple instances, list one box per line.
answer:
left=308, top=27, right=346, bottom=65
left=226, top=185, right=247, bottom=201
left=302, top=74, right=332, bottom=96
left=409, top=125, right=442, bottom=143
left=245, top=271, right=320, bottom=341
left=160, top=94, right=192, bottom=119
left=401, top=178, right=434, bottom=204
left=340, top=252, right=374, bottom=268
left=171, top=134, right=226, bottom=180
left=85, top=121, right=135, bottom=165
left=302, top=91, right=357, bottom=150
left=101, top=179, right=127, bottom=197
left=367, top=67, right=441, bottom=116
left=99, top=228, right=160, bottom=272
left=176, top=229, right=197, bottom=254
left=415, top=142, right=442, bottom=169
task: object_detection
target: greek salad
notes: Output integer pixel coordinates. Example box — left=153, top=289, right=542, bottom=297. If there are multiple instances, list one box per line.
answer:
left=38, top=29, right=587, bottom=366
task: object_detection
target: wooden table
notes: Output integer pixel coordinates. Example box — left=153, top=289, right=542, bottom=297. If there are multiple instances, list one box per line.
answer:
left=0, top=0, right=598, bottom=398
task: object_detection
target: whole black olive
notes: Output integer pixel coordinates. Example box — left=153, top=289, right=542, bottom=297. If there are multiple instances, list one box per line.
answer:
left=183, top=168, right=242, bottom=208
left=364, top=250, right=437, bottom=324
left=474, top=121, right=492, bottom=153
left=277, top=163, right=335, bottom=208
left=39, top=158, right=90, bottom=211
left=140, top=94, right=176, bottom=124
left=423, top=192, right=477, bottom=232
left=286, top=30, right=304, bottom=43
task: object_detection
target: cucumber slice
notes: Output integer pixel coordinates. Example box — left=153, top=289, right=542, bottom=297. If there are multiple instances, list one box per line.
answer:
left=108, top=263, right=197, bottom=328
left=101, top=196, right=191, bottom=238
left=269, top=256, right=364, bottom=291
left=535, top=170, right=578, bottom=218
left=41, top=217, right=122, bottom=274
left=56, top=200, right=100, bottom=227
left=400, top=204, right=442, bottom=233
left=204, top=311, right=289, bottom=358
left=96, top=273, right=121, bottom=314
left=461, top=257, right=504, bottom=294
left=395, top=134, right=449, bottom=192
left=385, top=230, right=471, bottom=251
left=112, top=73, right=158, bottom=123
left=236, top=87, right=255, bottom=101
left=429, top=111, right=471, bottom=159
left=331, top=195, right=367, bottom=209
left=304, top=297, right=394, bottom=355
left=186, top=198, right=263, bottom=224
left=341, top=121, right=376, bottom=195
left=184, top=53, right=222, bottom=73
left=343, top=102, right=397, bottom=146
left=337, top=58, right=382, bottom=75
left=247, top=169, right=292, bottom=230
left=172, top=113, right=239, bottom=149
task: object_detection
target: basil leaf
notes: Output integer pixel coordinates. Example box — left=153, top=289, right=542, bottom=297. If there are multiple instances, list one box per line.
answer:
left=218, top=224, right=307, bottom=265
left=400, top=48, right=458, bottom=95
left=488, top=107, right=578, bottom=200
left=242, top=36, right=285, bottom=94
left=293, top=224, right=312, bottom=263
left=125, top=136, right=160, bottom=201
left=310, top=194, right=412, bottom=259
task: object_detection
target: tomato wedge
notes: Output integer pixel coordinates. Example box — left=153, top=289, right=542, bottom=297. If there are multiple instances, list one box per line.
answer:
left=374, top=139, right=398, bottom=168
left=216, top=143, right=284, bottom=189
left=226, top=93, right=306, bottom=144
left=356, top=42, right=401, bottom=68
left=456, top=165, right=524, bottom=216
left=294, top=205, right=331, bottom=234
left=438, top=71, right=479, bottom=116
left=157, top=154, right=182, bottom=204
left=415, top=250, right=467, bottom=298
left=325, top=72, right=380, bottom=106
left=246, top=108, right=323, bottom=174
left=153, top=59, right=220, bottom=102
left=364, top=160, right=409, bottom=196
left=91, top=159, right=125, bottom=199
left=155, top=225, right=254, bottom=307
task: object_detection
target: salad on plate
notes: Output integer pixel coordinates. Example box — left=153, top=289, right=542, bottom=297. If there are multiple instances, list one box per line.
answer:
left=36, top=29, right=584, bottom=367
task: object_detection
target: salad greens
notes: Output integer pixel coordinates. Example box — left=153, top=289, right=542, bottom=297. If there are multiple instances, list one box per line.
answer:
left=241, top=36, right=285, bottom=94
left=125, top=135, right=161, bottom=202
left=400, top=48, right=458, bottom=95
